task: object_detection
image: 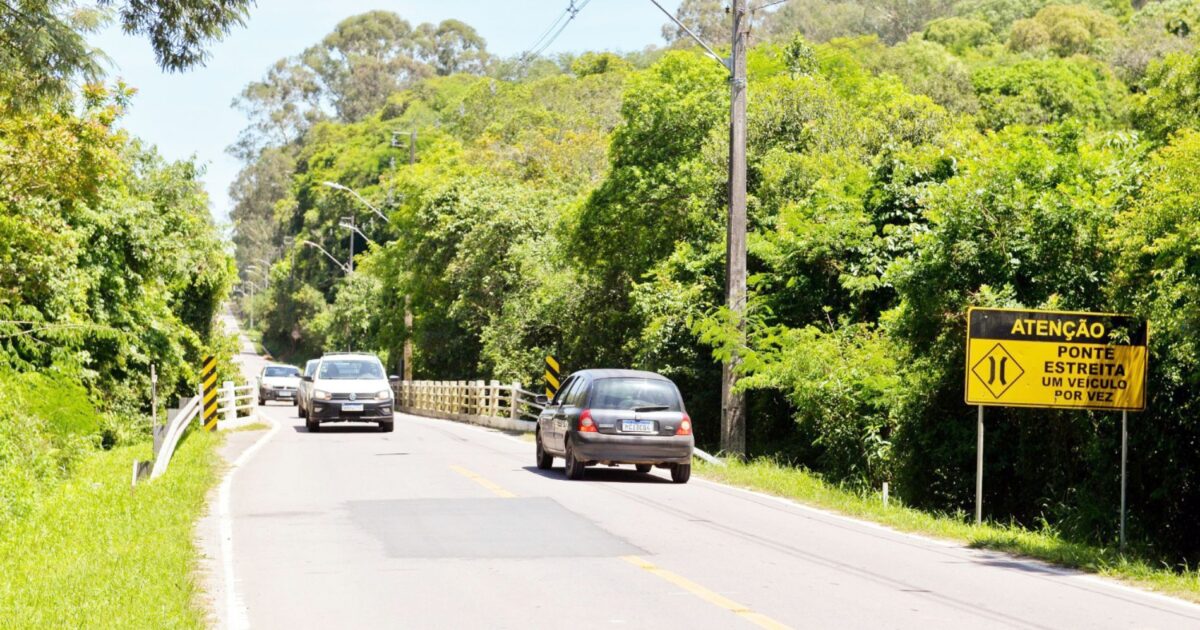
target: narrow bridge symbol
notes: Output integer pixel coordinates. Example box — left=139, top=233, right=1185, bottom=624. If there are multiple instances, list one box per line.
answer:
left=971, top=344, right=1024, bottom=398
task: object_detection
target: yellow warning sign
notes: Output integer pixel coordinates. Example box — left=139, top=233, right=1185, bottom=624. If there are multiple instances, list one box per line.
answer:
left=544, top=355, right=561, bottom=400
left=200, top=355, right=219, bottom=431
left=965, top=308, right=1148, bottom=411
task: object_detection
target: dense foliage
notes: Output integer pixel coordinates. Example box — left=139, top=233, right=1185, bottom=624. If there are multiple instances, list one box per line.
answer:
left=234, top=4, right=1200, bottom=565
left=0, top=8, right=237, bottom=521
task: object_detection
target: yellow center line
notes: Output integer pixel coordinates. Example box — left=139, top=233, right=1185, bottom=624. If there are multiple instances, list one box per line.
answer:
left=621, top=556, right=792, bottom=630
left=449, top=465, right=517, bottom=498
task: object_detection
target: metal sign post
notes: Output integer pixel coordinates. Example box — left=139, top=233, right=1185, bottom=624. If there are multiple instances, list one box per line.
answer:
left=1120, top=409, right=1128, bottom=552
left=976, top=406, right=984, bottom=526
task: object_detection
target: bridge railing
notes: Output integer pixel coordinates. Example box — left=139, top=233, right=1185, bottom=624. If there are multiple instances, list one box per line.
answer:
left=393, top=380, right=545, bottom=425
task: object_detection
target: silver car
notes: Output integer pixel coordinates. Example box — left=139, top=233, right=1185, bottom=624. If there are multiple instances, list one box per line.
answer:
left=535, top=369, right=694, bottom=483
left=296, top=359, right=319, bottom=418
left=258, top=364, right=301, bottom=405
left=300, top=353, right=399, bottom=433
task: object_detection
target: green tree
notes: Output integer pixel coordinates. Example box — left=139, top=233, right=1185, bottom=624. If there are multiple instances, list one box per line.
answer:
left=1133, top=51, right=1200, bottom=142
left=1009, top=4, right=1121, bottom=56
left=0, top=0, right=250, bottom=108
left=971, top=57, right=1127, bottom=129
left=923, top=17, right=995, bottom=53
left=662, top=0, right=728, bottom=47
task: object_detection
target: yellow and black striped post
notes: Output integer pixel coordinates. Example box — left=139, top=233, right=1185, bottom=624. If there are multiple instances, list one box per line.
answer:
left=544, top=355, right=561, bottom=400
left=201, top=355, right=219, bottom=431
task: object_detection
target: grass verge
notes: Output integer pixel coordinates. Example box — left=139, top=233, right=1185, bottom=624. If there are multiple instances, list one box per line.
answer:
left=231, top=422, right=270, bottom=433
left=0, top=430, right=221, bottom=627
left=695, top=458, right=1200, bottom=602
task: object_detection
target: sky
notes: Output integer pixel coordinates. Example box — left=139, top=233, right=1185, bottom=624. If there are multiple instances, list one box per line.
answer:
left=88, top=0, right=684, bottom=225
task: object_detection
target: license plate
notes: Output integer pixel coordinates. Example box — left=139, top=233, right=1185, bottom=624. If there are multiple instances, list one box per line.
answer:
left=343, top=403, right=364, bottom=412
left=621, top=420, right=655, bottom=433
left=277, top=391, right=293, bottom=397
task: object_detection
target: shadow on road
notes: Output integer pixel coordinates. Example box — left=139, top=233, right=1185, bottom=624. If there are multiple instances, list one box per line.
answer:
left=520, top=465, right=672, bottom=484
left=290, top=423, right=386, bottom=434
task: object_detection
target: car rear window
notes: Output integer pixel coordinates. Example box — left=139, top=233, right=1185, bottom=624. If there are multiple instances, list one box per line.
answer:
left=318, top=360, right=384, bottom=380
left=264, top=366, right=300, bottom=377
left=589, top=378, right=681, bottom=411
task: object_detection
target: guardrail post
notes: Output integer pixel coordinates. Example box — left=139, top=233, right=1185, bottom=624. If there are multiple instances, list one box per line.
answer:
left=223, top=381, right=236, bottom=425
left=489, top=380, right=500, bottom=417
left=509, top=382, right=520, bottom=420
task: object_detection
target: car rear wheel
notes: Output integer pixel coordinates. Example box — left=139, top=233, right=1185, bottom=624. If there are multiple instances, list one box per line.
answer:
left=297, top=402, right=305, bottom=418
left=635, top=464, right=652, bottom=474
left=564, top=438, right=586, bottom=480
left=670, top=463, right=691, bottom=484
left=535, top=431, right=553, bottom=470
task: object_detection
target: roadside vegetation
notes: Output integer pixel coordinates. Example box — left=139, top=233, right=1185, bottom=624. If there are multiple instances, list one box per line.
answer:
left=1, top=1, right=244, bottom=624
left=0, top=433, right=220, bottom=628
left=227, top=0, right=1200, bottom=592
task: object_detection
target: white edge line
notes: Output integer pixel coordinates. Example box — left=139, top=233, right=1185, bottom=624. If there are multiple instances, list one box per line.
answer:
left=219, top=411, right=281, bottom=630
left=692, top=478, right=1200, bottom=611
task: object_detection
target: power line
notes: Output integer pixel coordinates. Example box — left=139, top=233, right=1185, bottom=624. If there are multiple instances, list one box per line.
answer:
left=522, top=6, right=572, bottom=58
left=520, top=0, right=595, bottom=62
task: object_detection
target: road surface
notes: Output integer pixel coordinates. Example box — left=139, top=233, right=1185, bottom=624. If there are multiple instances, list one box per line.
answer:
left=203, top=328, right=1200, bottom=629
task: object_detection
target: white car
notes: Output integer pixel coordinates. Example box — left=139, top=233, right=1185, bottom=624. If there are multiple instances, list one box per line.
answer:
left=258, top=364, right=302, bottom=405
left=300, top=353, right=399, bottom=433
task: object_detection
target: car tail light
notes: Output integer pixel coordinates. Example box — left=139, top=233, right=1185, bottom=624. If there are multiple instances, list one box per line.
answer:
left=578, top=409, right=598, bottom=433
left=675, top=413, right=692, bottom=436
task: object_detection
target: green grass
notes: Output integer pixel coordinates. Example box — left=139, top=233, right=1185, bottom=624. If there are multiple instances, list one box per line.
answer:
left=231, top=422, right=269, bottom=432
left=0, top=430, right=221, bottom=628
left=695, top=458, right=1200, bottom=602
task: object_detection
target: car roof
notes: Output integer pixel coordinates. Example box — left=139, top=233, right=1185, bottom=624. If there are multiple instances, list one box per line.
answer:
left=262, top=363, right=299, bottom=370
left=568, top=369, right=672, bottom=381
left=320, top=353, right=381, bottom=360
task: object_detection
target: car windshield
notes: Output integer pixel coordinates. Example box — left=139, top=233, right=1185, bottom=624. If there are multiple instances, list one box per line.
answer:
left=590, top=378, right=681, bottom=411
left=264, top=366, right=300, bottom=377
left=318, top=359, right=384, bottom=380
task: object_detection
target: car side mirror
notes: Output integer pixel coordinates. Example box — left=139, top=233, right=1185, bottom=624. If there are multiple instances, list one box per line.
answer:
left=388, top=375, right=401, bottom=382
left=535, top=395, right=549, bottom=405
left=302, top=375, right=313, bottom=382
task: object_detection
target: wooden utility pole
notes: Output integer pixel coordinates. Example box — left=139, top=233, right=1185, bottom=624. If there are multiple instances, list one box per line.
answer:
left=403, top=132, right=416, bottom=381
left=721, top=0, right=749, bottom=456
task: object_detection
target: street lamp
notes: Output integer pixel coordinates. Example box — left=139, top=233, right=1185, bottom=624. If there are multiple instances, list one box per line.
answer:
left=301, top=239, right=351, bottom=274
left=322, top=181, right=390, bottom=224
left=338, top=218, right=375, bottom=244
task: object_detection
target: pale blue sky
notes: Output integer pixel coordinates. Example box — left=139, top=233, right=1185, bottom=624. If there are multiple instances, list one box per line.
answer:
left=89, top=0, right=683, bottom=223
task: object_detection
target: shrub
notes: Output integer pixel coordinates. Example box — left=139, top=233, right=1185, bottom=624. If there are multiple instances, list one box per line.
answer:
left=924, top=17, right=996, bottom=53
left=1009, top=5, right=1121, bottom=56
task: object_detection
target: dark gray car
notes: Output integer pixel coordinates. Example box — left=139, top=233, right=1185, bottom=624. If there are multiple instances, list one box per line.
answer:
left=535, top=369, right=694, bottom=483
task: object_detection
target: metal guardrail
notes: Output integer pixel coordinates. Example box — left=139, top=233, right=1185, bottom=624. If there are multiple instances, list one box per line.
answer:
left=146, top=395, right=202, bottom=481
left=393, top=380, right=546, bottom=421
left=135, top=380, right=258, bottom=486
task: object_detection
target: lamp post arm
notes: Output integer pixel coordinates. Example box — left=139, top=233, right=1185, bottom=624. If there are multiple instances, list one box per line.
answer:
left=301, top=240, right=351, bottom=274
left=322, top=181, right=391, bottom=224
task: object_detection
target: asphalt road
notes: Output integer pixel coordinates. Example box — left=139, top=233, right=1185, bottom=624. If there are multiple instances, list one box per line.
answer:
left=208, top=335, right=1200, bottom=629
